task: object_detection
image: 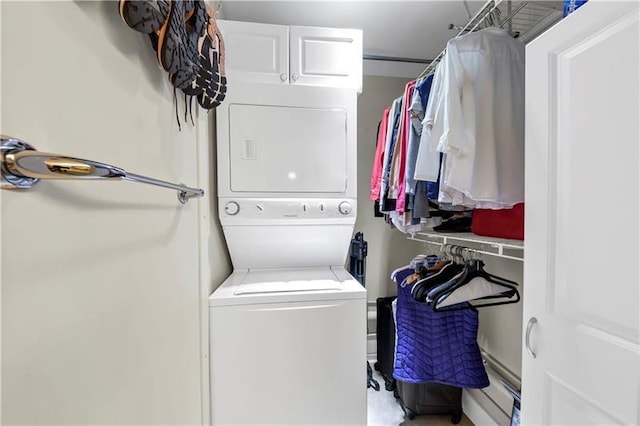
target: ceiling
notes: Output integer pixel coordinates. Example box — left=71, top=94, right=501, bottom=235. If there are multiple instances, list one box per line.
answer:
left=218, top=0, right=488, bottom=77
left=217, top=0, right=564, bottom=77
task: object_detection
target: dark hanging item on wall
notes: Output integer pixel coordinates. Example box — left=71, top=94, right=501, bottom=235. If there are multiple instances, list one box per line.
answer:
left=348, top=232, right=367, bottom=287
left=118, top=0, right=169, bottom=34
left=118, top=0, right=227, bottom=129
left=157, top=0, right=198, bottom=90
left=192, top=19, right=227, bottom=110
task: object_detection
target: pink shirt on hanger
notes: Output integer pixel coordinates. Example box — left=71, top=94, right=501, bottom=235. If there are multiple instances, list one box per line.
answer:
left=369, top=106, right=391, bottom=201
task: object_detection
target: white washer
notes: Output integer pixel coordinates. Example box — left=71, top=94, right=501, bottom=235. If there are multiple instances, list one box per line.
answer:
left=209, top=267, right=366, bottom=425
left=210, top=81, right=366, bottom=425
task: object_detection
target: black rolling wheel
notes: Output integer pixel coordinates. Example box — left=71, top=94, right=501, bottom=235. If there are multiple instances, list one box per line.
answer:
left=384, top=378, right=394, bottom=391
left=374, top=362, right=381, bottom=371
left=404, top=408, right=417, bottom=420
left=451, top=411, right=462, bottom=424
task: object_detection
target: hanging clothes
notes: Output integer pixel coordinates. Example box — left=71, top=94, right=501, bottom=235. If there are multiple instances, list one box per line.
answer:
left=371, top=27, right=526, bottom=238
left=437, top=27, right=525, bottom=208
left=404, top=75, right=434, bottom=209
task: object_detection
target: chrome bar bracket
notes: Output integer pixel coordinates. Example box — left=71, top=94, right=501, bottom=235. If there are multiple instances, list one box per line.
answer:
left=1, top=136, right=40, bottom=189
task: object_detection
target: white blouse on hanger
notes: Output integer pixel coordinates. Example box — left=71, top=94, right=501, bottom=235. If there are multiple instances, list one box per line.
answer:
left=440, top=27, right=525, bottom=208
left=414, top=27, right=525, bottom=209
left=413, top=61, right=445, bottom=183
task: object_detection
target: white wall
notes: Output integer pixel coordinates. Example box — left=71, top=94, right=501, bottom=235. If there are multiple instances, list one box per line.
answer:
left=0, top=1, right=230, bottom=424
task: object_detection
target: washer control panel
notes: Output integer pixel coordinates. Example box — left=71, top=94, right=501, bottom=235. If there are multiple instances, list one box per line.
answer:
left=221, top=198, right=356, bottom=219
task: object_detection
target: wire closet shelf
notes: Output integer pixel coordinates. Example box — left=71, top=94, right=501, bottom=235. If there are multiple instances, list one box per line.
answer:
left=418, top=0, right=564, bottom=79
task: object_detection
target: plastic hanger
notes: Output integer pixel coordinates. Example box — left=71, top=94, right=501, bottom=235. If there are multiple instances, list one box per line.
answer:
left=431, top=259, right=520, bottom=311
left=412, top=261, right=461, bottom=302
left=423, top=246, right=468, bottom=304
left=395, top=253, right=443, bottom=288
left=390, top=264, right=412, bottom=281
left=411, top=245, right=462, bottom=302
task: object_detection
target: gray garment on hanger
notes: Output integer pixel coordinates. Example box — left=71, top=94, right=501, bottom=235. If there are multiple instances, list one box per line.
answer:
left=412, top=180, right=431, bottom=219
left=405, top=90, right=424, bottom=199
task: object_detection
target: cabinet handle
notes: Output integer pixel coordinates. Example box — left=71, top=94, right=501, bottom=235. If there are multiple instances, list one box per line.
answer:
left=525, top=317, right=538, bottom=359
left=279, top=73, right=288, bottom=82
left=291, top=73, right=299, bottom=82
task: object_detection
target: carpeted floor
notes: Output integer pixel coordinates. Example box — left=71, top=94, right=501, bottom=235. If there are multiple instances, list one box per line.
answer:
left=367, top=361, right=474, bottom=426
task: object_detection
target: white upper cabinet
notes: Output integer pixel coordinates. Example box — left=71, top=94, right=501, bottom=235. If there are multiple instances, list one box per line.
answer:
left=289, top=26, right=362, bottom=90
left=218, top=20, right=362, bottom=90
left=218, top=20, right=289, bottom=85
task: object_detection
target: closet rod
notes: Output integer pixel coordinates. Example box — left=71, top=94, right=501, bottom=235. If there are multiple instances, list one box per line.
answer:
left=363, top=54, right=432, bottom=64
left=407, top=236, right=524, bottom=262
left=0, top=136, right=204, bottom=204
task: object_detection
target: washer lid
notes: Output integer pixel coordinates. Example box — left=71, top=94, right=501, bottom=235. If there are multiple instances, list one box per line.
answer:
left=209, top=267, right=366, bottom=307
left=234, top=268, right=343, bottom=295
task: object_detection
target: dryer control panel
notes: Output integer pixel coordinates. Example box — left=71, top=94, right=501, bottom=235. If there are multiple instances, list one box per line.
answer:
left=220, top=198, right=355, bottom=220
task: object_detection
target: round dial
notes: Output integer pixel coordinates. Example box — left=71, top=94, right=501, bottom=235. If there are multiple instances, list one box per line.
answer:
left=224, top=201, right=240, bottom=216
left=338, top=201, right=352, bottom=215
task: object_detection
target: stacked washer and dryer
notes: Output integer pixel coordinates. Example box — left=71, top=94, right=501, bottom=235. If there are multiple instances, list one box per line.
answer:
left=209, top=20, right=366, bottom=425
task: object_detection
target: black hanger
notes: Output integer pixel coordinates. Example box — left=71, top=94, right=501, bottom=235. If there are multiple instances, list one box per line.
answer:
left=411, top=261, right=462, bottom=301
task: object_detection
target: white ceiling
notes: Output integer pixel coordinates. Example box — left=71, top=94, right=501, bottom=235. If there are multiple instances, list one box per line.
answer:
left=218, top=0, right=487, bottom=77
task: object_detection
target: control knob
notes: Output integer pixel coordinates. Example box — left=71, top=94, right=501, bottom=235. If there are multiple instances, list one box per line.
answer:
left=338, top=201, right=352, bottom=215
left=224, top=201, right=240, bottom=216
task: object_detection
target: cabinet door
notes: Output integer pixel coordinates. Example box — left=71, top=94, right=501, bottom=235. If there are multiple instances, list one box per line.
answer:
left=289, top=26, right=362, bottom=90
left=218, top=20, right=289, bottom=85
left=524, top=2, right=639, bottom=424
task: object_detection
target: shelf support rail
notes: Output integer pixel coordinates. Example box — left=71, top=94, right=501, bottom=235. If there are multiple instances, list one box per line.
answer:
left=408, top=233, right=524, bottom=262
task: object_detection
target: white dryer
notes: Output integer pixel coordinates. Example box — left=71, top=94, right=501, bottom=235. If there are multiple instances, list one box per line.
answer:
left=210, top=81, right=366, bottom=425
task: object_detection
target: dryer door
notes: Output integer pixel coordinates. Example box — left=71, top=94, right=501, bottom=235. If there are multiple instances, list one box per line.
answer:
left=228, top=104, right=347, bottom=193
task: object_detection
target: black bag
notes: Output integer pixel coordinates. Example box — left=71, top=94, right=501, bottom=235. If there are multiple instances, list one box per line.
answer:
left=348, top=232, right=367, bottom=286
left=373, top=296, right=397, bottom=392
left=396, top=380, right=463, bottom=424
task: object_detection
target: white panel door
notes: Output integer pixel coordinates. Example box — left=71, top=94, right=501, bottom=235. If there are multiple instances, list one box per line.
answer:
left=1, top=2, right=206, bottom=424
left=289, top=26, right=362, bottom=90
left=218, top=20, right=289, bottom=85
left=523, top=2, right=640, bottom=424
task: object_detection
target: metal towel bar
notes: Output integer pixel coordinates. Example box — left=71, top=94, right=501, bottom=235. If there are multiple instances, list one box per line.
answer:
left=1, top=136, right=204, bottom=204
